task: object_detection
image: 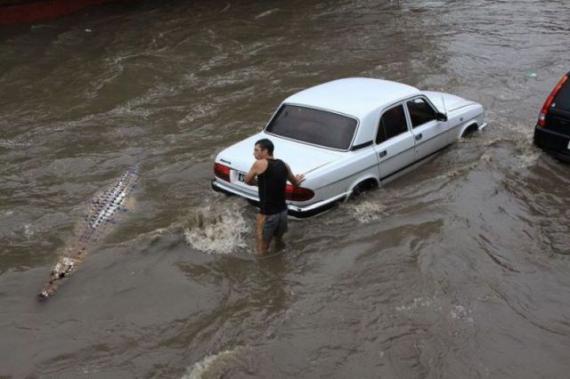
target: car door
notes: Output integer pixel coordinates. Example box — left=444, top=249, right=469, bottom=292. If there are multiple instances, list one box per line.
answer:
left=406, top=97, right=448, bottom=160
left=374, top=103, right=416, bottom=180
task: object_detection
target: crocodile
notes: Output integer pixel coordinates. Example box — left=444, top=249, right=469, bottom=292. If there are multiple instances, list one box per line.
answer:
left=38, top=165, right=139, bottom=300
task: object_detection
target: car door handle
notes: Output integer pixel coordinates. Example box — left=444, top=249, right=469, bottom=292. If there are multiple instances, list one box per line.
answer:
left=415, top=133, right=423, bottom=141
left=378, top=150, right=387, bottom=158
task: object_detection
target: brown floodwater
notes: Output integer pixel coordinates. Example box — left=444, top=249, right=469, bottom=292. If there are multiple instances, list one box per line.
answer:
left=1, top=0, right=570, bottom=377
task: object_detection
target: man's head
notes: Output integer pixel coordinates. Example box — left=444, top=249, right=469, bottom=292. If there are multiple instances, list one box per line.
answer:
left=254, top=138, right=274, bottom=159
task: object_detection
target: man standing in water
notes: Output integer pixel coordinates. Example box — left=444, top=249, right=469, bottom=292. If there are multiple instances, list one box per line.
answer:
left=245, top=138, right=304, bottom=256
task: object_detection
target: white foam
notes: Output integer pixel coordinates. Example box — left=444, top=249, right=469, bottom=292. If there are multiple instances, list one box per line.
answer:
left=109, top=85, right=175, bottom=119
left=184, top=201, right=249, bottom=254
left=181, top=348, right=243, bottom=379
left=0, top=139, right=31, bottom=148
left=480, top=119, right=540, bottom=168
left=516, top=151, right=541, bottom=168
left=23, top=224, right=34, bottom=239
left=450, top=305, right=474, bottom=323
left=177, top=103, right=217, bottom=125
left=348, top=200, right=386, bottom=223
left=395, top=297, right=437, bottom=312
left=255, top=9, right=279, bottom=19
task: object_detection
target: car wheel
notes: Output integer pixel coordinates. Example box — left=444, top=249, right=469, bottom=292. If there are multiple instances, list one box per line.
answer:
left=461, top=124, right=479, bottom=138
left=349, top=179, right=378, bottom=199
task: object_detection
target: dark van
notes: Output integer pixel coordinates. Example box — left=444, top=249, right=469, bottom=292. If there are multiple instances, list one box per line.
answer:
left=534, top=72, right=570, bottom=162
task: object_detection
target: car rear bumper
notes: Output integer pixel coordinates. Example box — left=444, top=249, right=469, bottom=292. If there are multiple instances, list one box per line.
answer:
left=211, top=179, right=346, bottom=218
left=534, top=125, right=570, bottom=162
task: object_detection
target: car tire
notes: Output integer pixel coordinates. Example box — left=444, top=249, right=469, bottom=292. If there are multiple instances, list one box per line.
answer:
left=349, top=179, right=378, bottom=199
left=461, top=124, right=479, bottom=138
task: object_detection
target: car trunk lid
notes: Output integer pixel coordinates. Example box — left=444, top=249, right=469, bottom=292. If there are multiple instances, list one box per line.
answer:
left=216, top=133, right=344, bottom=176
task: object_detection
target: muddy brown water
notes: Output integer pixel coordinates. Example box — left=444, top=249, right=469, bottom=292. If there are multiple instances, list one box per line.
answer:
left=1, top=0, right=570, bottom=378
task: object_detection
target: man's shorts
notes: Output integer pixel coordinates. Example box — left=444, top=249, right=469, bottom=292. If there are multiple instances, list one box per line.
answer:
left=261, top=210, right=288, bottom=242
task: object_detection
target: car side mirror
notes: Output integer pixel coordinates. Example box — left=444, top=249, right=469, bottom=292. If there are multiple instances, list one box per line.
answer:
left=436, top=112, right=448, bottom=122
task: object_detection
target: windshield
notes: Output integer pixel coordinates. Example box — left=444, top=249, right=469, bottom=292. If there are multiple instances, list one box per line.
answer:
left=265, top=104, right=357, bottom=150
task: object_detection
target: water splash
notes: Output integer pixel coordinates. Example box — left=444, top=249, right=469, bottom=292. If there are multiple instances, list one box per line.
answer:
left=184, top=201, right=249, bottom=254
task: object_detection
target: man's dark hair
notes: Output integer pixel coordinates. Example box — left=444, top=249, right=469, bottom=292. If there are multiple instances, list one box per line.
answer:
left=255, top=138, right=274, bottom=155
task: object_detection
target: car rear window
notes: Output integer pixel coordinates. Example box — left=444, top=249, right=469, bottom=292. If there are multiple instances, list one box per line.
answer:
left=265, top=104, right=357, bottom=150
left=554, top=80, right=570, bottom=112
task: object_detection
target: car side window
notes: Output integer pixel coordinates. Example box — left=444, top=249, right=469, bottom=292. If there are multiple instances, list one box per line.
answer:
left=376, top=104, right=408, bottom=144
left=407, top=98, right=437, bottom=128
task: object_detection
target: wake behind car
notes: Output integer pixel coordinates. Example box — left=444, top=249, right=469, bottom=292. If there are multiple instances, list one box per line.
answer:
left=212, top=77, right=486, bottom=218
left=534, top=72, right=570, bottom=162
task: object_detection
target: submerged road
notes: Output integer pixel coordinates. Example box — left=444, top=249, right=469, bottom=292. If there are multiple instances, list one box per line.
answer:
left=1, top=0, right=570, bottom=377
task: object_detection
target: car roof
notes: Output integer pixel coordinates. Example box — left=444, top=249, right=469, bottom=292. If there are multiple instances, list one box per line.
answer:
left=283, top=77, right=421, bottom=119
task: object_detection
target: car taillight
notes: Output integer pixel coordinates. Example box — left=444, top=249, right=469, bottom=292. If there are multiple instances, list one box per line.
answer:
left=538, top=73, right=569, bottom=127
left=214, top=163, right=230, bottom=182
left=285, top=184, right=314, bottom=201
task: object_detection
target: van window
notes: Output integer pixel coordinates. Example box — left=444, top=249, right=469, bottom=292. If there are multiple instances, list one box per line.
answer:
left=407, top=98, right=437, bottom=127
left=266, top=105, right=357, bottom=150
left=376, top=105, right=408, bottom=144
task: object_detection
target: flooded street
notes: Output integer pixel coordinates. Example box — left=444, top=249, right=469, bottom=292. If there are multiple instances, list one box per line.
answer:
left=1, top=0, right=570, bottom=377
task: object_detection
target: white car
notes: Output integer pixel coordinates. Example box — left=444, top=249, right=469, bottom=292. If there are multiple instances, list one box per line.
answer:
left=212, top=77, right=486, bottom=217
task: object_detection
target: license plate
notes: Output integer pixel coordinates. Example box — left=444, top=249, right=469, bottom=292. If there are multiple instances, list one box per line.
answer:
left=231, top=170, right=246, bottom=183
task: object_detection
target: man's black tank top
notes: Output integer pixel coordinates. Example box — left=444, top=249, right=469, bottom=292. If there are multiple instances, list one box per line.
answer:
left=258, top=159, right=288, bottom=215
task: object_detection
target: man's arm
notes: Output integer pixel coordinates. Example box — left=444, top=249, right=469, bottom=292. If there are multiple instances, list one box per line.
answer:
left=286, top=164, right=304, bottom=187
left=245, top=159, right=268, bottom=185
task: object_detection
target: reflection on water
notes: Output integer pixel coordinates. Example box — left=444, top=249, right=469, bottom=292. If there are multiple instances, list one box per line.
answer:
left=1, top=0, right=570, bottom=377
